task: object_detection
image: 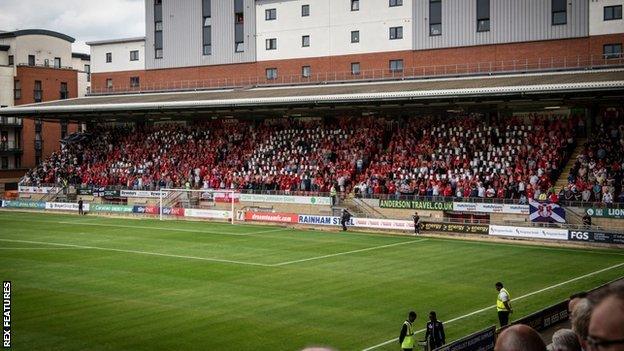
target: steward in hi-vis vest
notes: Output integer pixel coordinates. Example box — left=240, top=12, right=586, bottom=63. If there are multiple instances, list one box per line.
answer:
left=495, top=282, right=513, bottom=327
left=399, top=311, right=417, bottom=351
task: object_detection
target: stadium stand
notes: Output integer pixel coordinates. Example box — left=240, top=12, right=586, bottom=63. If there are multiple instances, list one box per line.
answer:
left=20, top=112, right=603, bottom=203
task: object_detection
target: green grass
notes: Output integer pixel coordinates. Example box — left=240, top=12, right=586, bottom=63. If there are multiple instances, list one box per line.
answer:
left=0, top=211, right=623, bottom=351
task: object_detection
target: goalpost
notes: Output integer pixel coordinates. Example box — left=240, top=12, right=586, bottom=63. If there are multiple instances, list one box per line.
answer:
left=158, top=188, right=239, bottom=224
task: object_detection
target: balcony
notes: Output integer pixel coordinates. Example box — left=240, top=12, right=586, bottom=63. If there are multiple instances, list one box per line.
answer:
left=0, top=117, right=23, bottom=127
left=0, top=141, right=22, bottom=154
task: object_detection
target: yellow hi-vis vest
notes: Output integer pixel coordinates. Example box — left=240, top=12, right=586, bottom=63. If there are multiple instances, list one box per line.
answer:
left=401, top=320, right=415, bottom=349
left=497, top=288, right=511, bottom=312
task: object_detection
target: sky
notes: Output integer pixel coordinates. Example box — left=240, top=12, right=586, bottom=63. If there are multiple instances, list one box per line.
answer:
left=0, top=0, right=145, bottom=54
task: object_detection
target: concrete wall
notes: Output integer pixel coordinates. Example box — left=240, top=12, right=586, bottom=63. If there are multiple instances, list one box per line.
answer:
left=0, top=35, right=73, bottom=68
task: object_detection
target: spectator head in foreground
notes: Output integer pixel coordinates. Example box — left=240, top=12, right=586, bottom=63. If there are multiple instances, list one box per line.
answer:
left=549, top=329, right=582, bottom=351
left=568, top=291, right=588, bottom=314
left=495, top=324, right=547, bottom=351
left=571, top=298, right=592, bottom=350
left=587, top=282, right=624, bottom=351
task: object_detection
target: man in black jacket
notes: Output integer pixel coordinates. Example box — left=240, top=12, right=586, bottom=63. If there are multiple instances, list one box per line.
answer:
left=424, top=311, right=445, bottom=350
left=412, top=212, right=420, bottom=235
left=341, top=209, right=352, bottom=231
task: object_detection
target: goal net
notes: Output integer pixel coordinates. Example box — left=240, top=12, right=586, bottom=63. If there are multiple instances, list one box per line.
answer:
left=158, top=188, right=239, bottom=224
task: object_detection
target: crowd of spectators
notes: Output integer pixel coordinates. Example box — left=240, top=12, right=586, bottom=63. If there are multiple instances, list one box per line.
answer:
left=20, top=112, right=624, bottom=203
left=564, top=109, right=624, bottom=204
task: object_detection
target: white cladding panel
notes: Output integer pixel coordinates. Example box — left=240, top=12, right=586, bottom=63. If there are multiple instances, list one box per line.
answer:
left=413, top=0, right=589, bottom=50
left=145, top=0, right=257, bottom=69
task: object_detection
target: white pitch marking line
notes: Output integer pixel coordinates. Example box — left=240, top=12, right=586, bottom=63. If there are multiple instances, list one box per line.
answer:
left=273, top=239, right=428, bottom=266
left=0, top=247, right=89, bottom=250
left=0, top=238, right=273, bottom=267
left=362, top=261, right=624, bottom=351
left=55, top=221, right=271, bottom=236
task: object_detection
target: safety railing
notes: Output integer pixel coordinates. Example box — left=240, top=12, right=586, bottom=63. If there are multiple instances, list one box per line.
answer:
left=88, top=53, right=624, bottom=95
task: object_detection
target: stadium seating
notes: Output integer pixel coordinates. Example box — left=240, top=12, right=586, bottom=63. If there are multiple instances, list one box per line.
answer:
left=21, top=114, right=593, bottom=201
left=565, top=109, right=624, bottom=203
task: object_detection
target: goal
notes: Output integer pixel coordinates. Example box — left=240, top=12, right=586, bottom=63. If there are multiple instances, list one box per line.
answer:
left=158, top=188, right=239, bottom=224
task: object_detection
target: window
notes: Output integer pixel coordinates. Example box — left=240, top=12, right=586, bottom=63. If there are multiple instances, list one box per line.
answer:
left=302, top=4, right=310, bottom=16
left=202, top=0, right=212, bottom=55
left=13, top=80, right=21, bottom=100
left=604, top=44, right=622, bottom=59
left=130, top=76, right=140, bottom=88
left=266, top=38, right=277, bottom=50
left=28, top=55, right=35, bottom=66
left=266, top=68, right=278, bottom=80
left=106, top=52, right=112, bottom=63
left=302, top=65, right=311, bottom=78
left=154, top=0, right=163, bottom=59
left=130, top=50, right=139, bottom=61
left=34, top=80, right=42, bottom=103
left=389, top=0, right=402, bottom=7
left=351, top=30, right=360, bottom=43
left=477, top=0, right=490, bottom=32
left=265, top=8, right=277, bottom=20
left=1, top=157, right=8, bottom=170
left=106, top=78, right=113, bottom=90
left=60, top=82, right=68, bottom=100
left=203, top=25, right=212, bottom=55
left=54, top=57, right=61, bottom=68
left=351, top=0, right=359, bottom=11
left=85, top=64, right=91, bottom=82
left=234, top=0, right=244, bottom=53
left=429, top=0, right=442, bottom=36
left=389, top=26, right=403, bottom=40
left=604, top=5, right=622, bottom=21
left=302, top=35, right=310, bottom=47
left=552, top=0, right=567, bottom=25
left=389, top=59, right=403, bottom=72
left=8, top=55, right=13, bottom=66
left=351, top=62, right=361, bottom=75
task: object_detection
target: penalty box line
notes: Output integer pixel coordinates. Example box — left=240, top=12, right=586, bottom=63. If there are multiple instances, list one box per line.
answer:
left=361, top=261, right=624, bottom=351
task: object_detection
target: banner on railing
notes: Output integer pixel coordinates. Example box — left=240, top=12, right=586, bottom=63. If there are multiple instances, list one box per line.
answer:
left=1, top=200, right=46, bottom=209
left=586, top=207, right=624, bottom=219
left=18, top=186, right=59, bottom=194
left=379, top=199, right=453, bottom=211
left=453, top=202, right=529, bottom=215
left=489, top=225, right=568, bottom=241
left=241, top=194, right=332, bottom=206
left=120, top=190, right=167, bottom=198
left=434, top=325, right=496, bottom=351
left=422, top=222, right=489, bottom=234
left=245, top=211, right=299, bottom=223
left=529, top=199, right=566, bottom=223
left=568, top=230, right=624, bottom=245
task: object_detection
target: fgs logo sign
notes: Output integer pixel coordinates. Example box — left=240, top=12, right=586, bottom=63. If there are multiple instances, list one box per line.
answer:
left=569, top=231, right=589, bottom=241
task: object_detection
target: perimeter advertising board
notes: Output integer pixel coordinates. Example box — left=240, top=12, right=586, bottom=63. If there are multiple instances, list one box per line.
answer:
left=489, top=225, right=568, bottom=241
left=240, top=194, right=332, bottom=206
left=568, top=230, right=624, bottom=244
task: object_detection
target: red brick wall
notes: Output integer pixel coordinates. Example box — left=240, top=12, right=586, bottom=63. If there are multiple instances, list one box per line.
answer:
left=15, top=66, right=78, bottom=168
left=90, top=34, right=624, bottom=93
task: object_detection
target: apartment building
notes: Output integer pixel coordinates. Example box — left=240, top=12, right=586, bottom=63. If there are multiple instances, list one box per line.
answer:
left=0, top=29, right=90, bottom=178
left=90, top=0, right=623, bottom=92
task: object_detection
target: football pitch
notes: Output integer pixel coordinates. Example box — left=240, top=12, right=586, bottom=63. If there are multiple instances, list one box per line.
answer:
left=0, top=211, right=623, bottom=351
